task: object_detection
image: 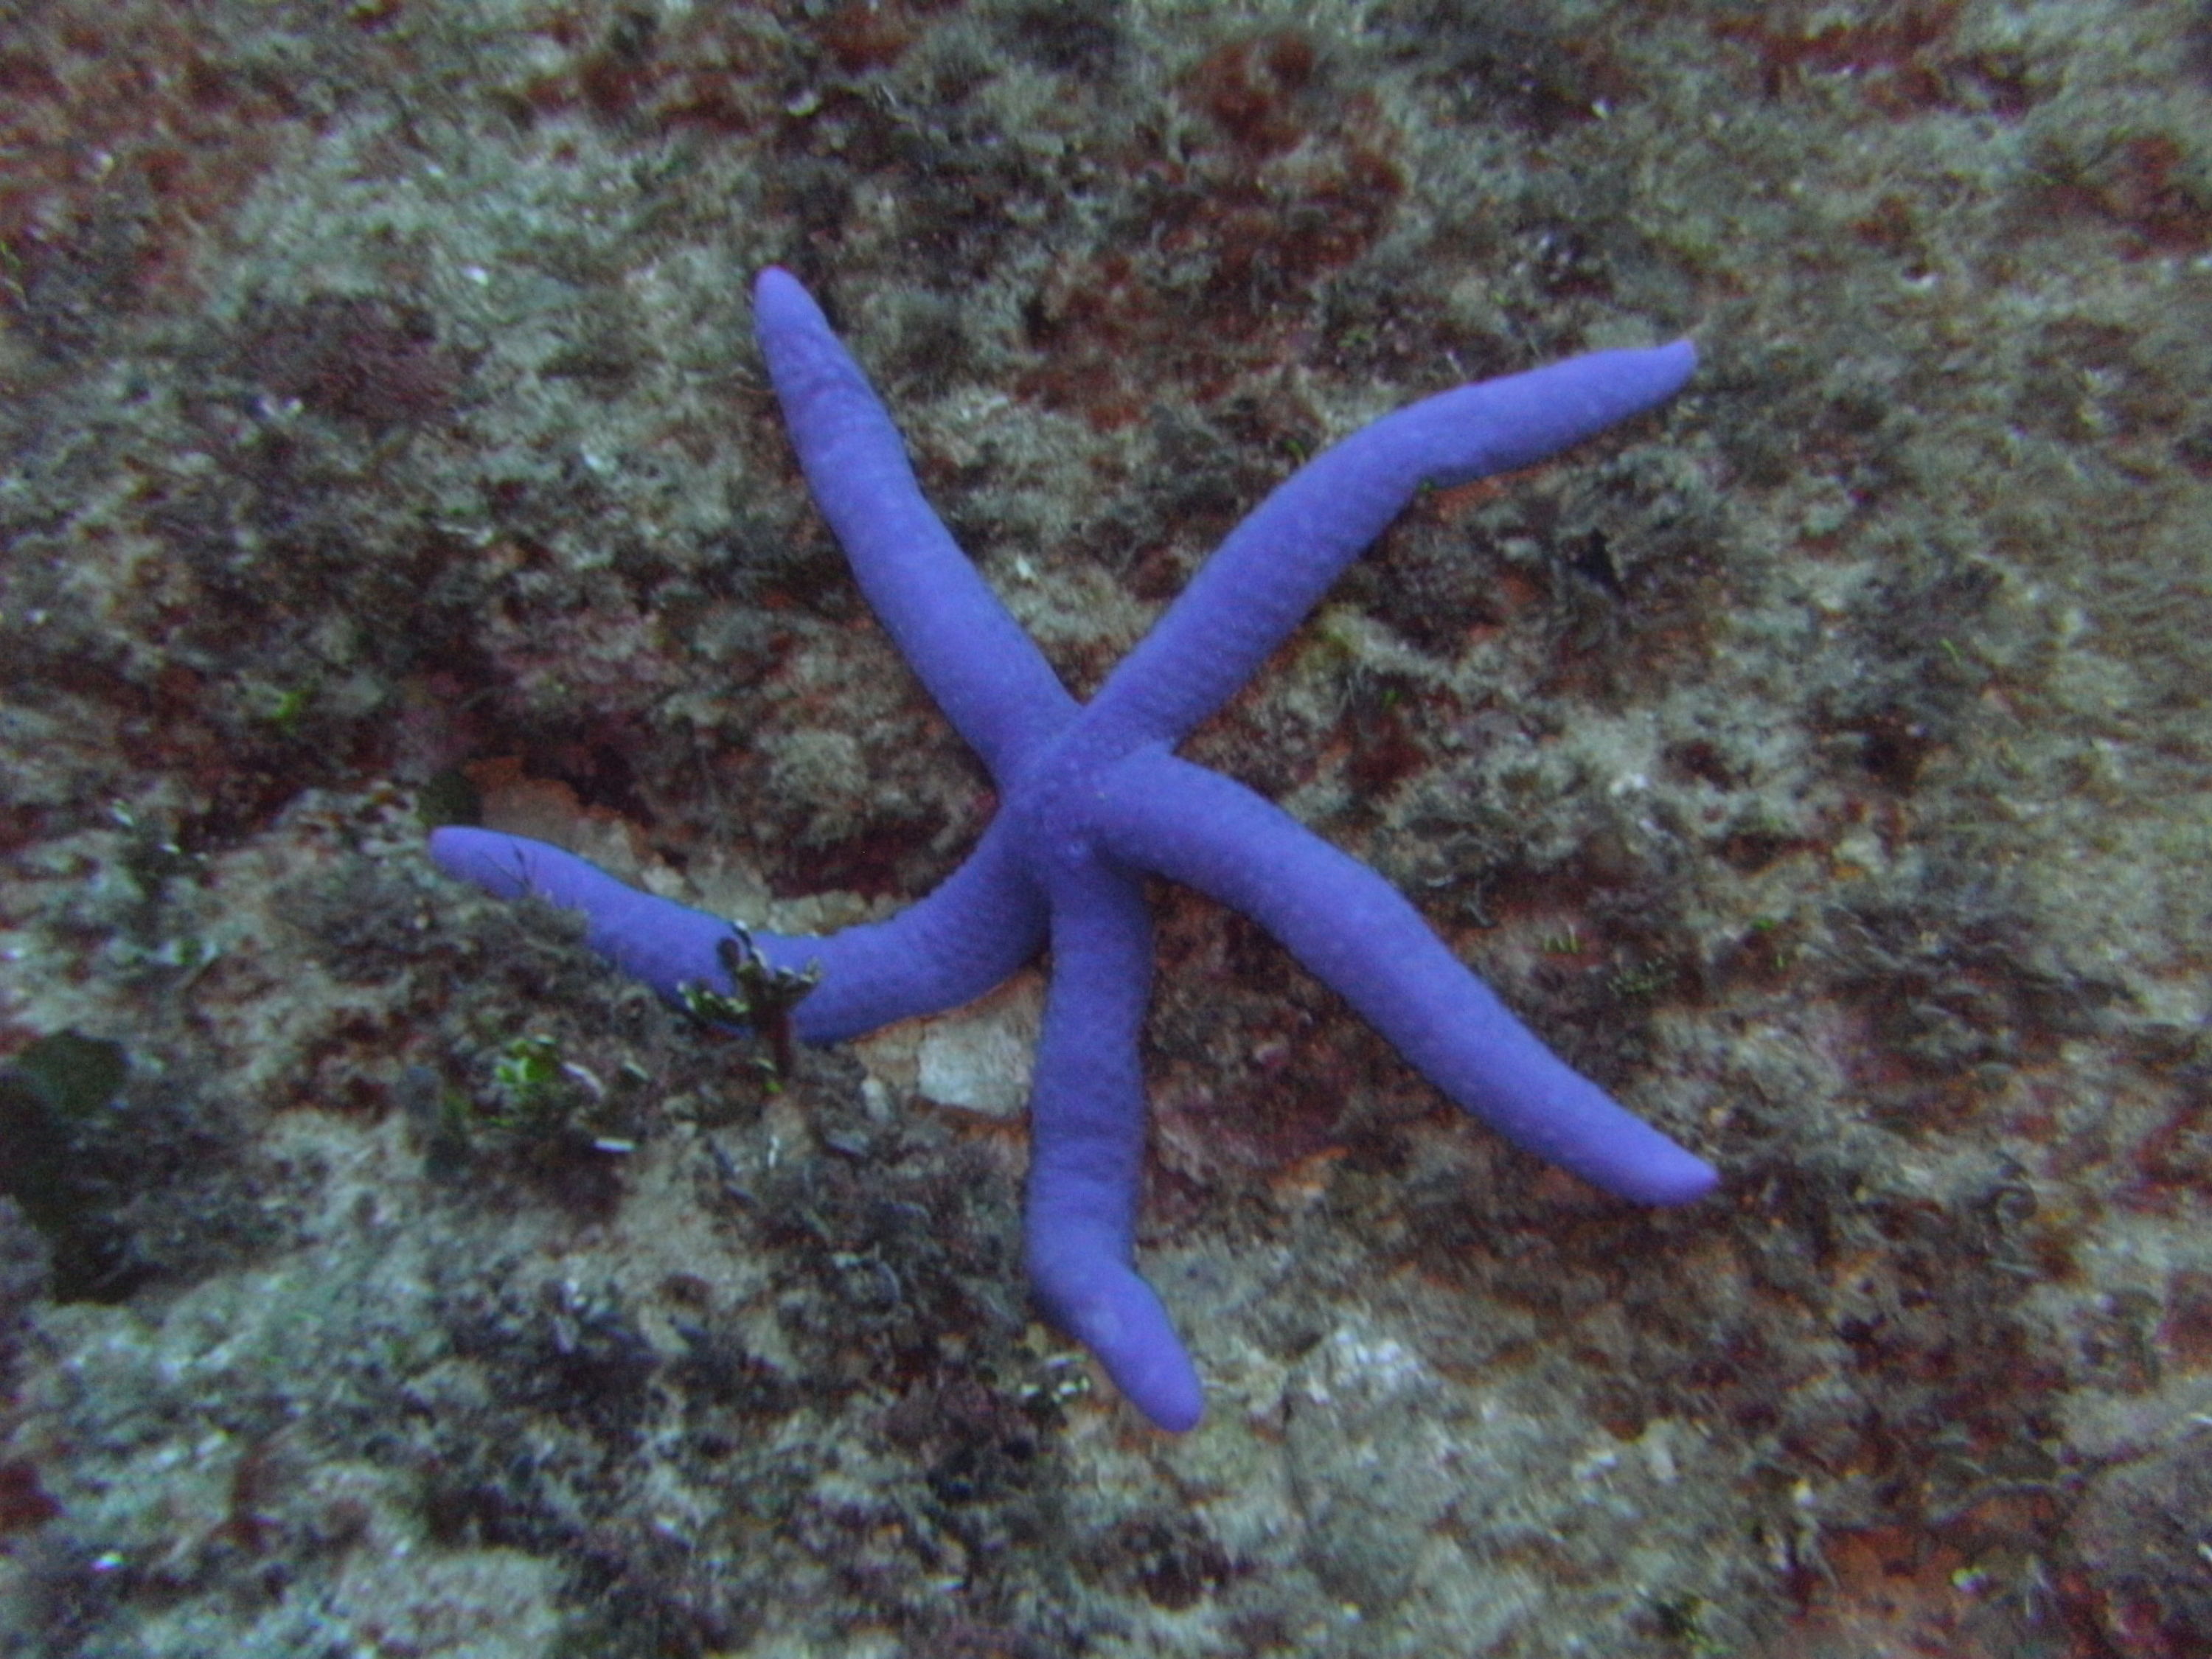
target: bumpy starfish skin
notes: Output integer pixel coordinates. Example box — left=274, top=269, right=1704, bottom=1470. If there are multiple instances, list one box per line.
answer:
left=430, top=267, right=1714, bottom=1431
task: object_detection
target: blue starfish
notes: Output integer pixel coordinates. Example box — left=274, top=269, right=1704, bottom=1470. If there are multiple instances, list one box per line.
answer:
left=431, top=267, right=1714, bottom=1432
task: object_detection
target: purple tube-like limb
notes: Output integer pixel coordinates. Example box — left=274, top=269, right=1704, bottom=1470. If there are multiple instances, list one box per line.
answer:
left=428, top=821, right=1047, bottom=1043
left=1093, top=749, right=1717, bottom=1206
left=754, top=268, right=1077, bottom=784
left=1021, top=857, right=1204, bottom=1433
left=1085, top=341, right=1697, bottom=751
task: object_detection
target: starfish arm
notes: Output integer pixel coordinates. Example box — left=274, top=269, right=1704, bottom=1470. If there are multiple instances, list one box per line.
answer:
left=754, top=268, right=1079, bottom=782
left=1093, top=751, right=1718, bottom=1206
left=1086, top=340, right=1697, bottom=749
left=428, top=822, right=1047, bottom=1043
left=1023, top=861, right=1206, bottom=1433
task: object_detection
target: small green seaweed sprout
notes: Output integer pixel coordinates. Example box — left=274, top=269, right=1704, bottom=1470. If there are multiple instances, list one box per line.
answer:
left=490, top=1032, right=567, bottom=1120
left=678, top=925, right=822, bottom=1091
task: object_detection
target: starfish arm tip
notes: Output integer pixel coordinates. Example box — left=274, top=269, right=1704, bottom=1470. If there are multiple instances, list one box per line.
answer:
left=426, top=824, right=536, bottom=897
left=753, top=262, right=804, bottom=305
left=1632, top=1147, right=1721, bottom=1207
left=1032, top=1253, right=1206, bottom=1433
left=1652, top=337, right=1699, bottom=403
left=425, top=827, right=747, bottom=1006
left=1548, top=1107, right=1719, bottom=1206
left=1478, top=1066, right=1722, bottom=1210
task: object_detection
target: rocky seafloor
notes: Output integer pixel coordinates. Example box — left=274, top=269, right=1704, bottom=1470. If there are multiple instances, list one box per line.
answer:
left=1, top=2, right=2210, bottom=1655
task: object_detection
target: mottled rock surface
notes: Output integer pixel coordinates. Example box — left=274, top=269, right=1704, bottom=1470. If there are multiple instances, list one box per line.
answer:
left=2, top=1, right=2209, bottom=1654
